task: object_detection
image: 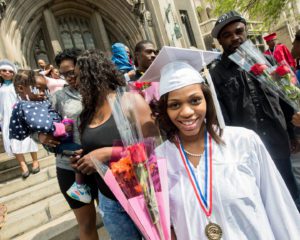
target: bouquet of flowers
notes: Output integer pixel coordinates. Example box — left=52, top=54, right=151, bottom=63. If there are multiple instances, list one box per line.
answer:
left=92, top=88, right=170, bottom=240
left=128, top=81, right=152, bottom=99
left=133, top=81, right=152, bottom=90
left=271, top=62, right=300, bottom=102
left=229, top=40, right=300, bottom=110
left=128, top=81, right=160, bottom=103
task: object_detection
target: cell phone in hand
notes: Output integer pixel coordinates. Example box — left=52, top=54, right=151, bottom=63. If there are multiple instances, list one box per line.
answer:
left=62, top=150, right=76, bottom=157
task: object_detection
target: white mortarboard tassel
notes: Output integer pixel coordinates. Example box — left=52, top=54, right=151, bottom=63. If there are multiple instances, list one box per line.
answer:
left=200, top=52, right=225, bottom=129
left=139, top=46, right=225, bottom=129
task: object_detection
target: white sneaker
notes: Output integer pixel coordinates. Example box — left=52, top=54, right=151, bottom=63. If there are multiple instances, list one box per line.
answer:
left=66, top=182, right=92, bottom=204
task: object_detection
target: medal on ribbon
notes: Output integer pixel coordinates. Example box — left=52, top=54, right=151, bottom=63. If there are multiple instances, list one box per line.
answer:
left=177, top=131, right=222, bottom=240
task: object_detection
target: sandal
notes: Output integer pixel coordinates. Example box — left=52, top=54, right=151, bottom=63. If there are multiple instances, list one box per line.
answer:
left=22, top=171, right=30, bottom=179
left=31, top=166, right=40, bottom=174
left=0, top=204, right=7, bottom=229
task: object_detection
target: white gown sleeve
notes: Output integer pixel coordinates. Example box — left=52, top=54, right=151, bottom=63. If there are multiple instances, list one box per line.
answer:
left=253, top=133, right=300, bottom=239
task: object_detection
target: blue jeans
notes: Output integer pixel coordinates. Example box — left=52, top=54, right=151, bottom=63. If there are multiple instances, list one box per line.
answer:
left=98, top=192, right=142, bottom=240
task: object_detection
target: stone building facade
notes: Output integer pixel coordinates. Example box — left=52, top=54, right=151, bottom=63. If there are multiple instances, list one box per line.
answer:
left=272, top=1, right=300, bottom=49
left=0, top=0, right=207, bottom=68
left=0, top=0, right=273, bottom=69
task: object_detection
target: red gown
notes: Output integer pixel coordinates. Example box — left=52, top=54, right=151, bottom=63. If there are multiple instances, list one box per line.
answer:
left=264, top=44, right=296, bottom=68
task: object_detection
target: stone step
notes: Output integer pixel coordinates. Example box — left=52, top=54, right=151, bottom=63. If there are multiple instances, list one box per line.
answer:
left=13, top=211, right=110, bottom=240
left=0, top=154, right=55, bottom=183
left=13, top=211, right=76, bottom=240
left=0, top=193, right=71, bottom=240
left=0, top=145, right=50, bottom=171
left=1, top=178, right=60, bottom=213
left=0, top=164, right=56, bottom=196
left=0, top=132, right=5, bottom=153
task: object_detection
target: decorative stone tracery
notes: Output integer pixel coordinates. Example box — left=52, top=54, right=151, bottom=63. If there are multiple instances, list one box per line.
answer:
left=0, top=0, right=7, bottom=20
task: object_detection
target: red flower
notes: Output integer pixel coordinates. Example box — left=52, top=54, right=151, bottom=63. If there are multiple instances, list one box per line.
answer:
left=128, top=143, right=147, bottom=164
left=250, top=63, right=268, bottom=76
left=134, top=82, right=143, bottom=89
left=275, top=65, right=290, bottom=77
left=134, top=82, right=151, bottom=90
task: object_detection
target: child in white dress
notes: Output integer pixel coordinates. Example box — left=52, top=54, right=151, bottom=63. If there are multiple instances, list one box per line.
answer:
left=0, top=60, right=38, bottom=178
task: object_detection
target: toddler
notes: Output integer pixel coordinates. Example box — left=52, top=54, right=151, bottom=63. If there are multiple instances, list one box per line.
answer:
left=9, top=70, right=91, bottom=203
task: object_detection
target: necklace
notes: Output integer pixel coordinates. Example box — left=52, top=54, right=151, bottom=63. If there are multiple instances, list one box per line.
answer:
left=176, top=132, right=222, bottom=240
left=183, top=149, right=202, bottom=157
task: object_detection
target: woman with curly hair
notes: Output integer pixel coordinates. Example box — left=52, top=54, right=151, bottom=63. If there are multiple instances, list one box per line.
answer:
left=71, top=49, right=158, bottom=240
left=38, top=49, right=99, bottom=240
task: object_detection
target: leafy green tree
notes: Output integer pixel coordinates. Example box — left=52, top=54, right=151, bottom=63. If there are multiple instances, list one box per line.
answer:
left=210, top=0, right=294, bottom=26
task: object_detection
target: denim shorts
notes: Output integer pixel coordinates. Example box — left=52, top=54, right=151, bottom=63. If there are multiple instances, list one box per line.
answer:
left=98, top=192, right=142, bottom=240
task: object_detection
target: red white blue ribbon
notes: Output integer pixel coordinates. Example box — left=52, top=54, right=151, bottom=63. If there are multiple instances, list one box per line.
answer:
left=176, top=131, right=213, bottom=217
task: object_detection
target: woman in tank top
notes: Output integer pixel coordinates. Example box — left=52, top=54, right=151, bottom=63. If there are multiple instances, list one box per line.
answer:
left=72, top=49, right=158, bottom=240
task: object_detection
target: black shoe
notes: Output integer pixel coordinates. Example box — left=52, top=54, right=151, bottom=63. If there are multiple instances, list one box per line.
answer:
left=31, top=166, right=40, bottom=174
left=22, top=171, right=30, bottom=179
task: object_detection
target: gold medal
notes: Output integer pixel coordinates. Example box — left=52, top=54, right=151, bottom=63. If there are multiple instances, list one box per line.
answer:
left=205, top=222, right=223, bottom=240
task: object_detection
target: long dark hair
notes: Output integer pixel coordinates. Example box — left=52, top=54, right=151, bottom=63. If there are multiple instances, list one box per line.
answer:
left=77, top=49, right=126, bottom=135
left=151, top=83, right=224, bottom=144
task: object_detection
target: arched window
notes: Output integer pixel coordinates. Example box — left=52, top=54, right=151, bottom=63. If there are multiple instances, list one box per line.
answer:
left=57, top=15, right=96, bottom=50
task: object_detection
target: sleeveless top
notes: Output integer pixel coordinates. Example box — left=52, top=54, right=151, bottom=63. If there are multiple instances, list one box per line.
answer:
left=81, top=114, right=121, bottom=200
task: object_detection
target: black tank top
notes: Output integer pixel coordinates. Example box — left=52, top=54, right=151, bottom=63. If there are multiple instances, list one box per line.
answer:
left=81, top=114, right=121, bottom=200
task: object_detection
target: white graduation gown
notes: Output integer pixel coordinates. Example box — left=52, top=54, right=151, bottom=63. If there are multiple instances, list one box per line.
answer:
left=0, top=84, right=37, bottom=155
left=155, top=126, right=300, bottom=240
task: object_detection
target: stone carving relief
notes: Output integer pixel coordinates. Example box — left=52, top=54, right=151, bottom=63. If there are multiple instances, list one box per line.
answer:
left=144, top=10, right=153, bottom=27
left=0, top=0, right=7, bottom=20
left=127, top=0, right=153, bottom=27
left=126, top=0, right=139, bottom=5
left=165, top=3, right=182, bottom=40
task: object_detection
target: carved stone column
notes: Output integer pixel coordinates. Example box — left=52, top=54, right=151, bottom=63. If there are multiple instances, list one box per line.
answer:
left=0, top=0, right=7, bottom=59
left=129, top=0, right=156, bottom=42
left=91, top=11, right=110, bottom=53
left=43, top=8, right=62, bottom=55
left=0, top=0, right=6, bottom=20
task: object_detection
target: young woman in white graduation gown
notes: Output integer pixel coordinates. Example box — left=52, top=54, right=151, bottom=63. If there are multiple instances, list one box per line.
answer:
left=151, top=60, right=300, bottom=240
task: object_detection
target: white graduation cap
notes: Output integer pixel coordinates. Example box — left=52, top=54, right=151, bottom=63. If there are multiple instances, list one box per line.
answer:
left=139, top=46, right=220, bottom=83
left=138, top=46, right=225, bottom=129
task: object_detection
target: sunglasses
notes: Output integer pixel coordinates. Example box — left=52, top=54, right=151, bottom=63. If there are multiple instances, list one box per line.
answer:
left=0, top=69, right=14, bottom=74
left=59, top=70, right=77, bottom=78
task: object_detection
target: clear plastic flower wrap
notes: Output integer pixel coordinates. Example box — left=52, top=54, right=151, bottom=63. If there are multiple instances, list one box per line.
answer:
left=91, top=87, right=170, bottom=240
left=229, top=40, right=300, bottom=110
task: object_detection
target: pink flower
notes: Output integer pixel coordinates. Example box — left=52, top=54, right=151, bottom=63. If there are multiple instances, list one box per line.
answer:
left=275, top=65, right=290, bottom=77
left=250, top=63, right=268, bottom=76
